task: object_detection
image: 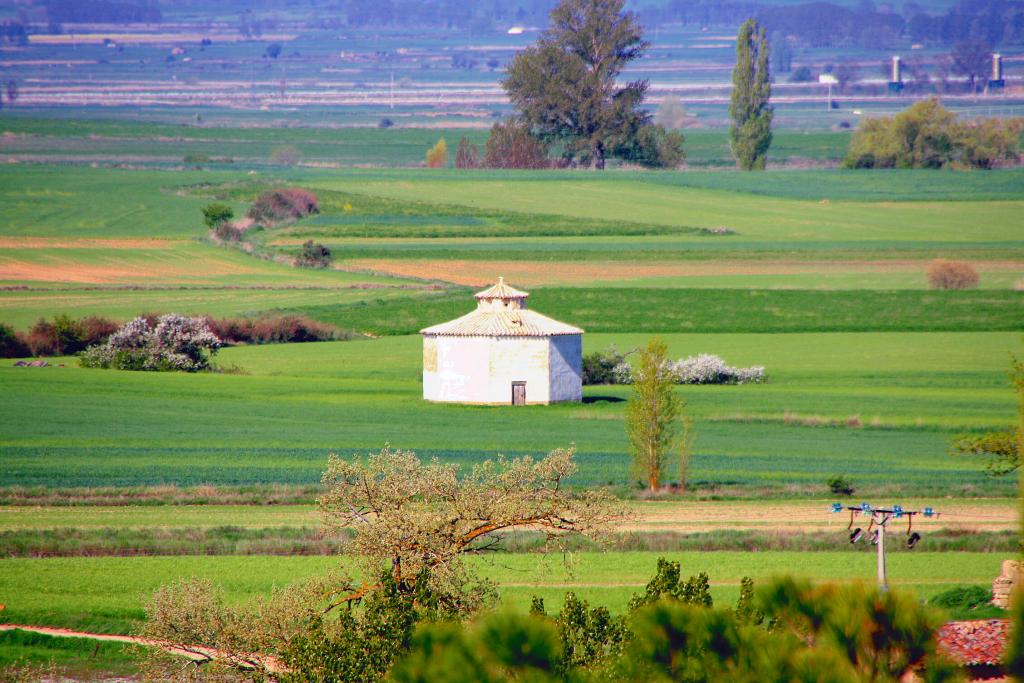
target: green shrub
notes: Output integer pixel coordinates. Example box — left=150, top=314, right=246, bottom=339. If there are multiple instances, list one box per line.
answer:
left=201, top=202, right=234, bottom=229
left=582, top=345, right=629, bottom=385
left=929, top=585, right=1005, bottom=619
left=0, top=322, right=29, bottom=358
left=296, top=240, right=332, bottom=269
left=951, top=429, right=1020, bottom=476
left=615, top=124, right=686, bottom=169
left=827, top=474, right=855, bottom=496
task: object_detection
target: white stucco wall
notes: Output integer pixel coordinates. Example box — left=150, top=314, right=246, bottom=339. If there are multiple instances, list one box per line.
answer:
left=422, top=335, right=490, bottom=403
left=548, top=334, right=583, bottom=403
left=424, top=334, right=582, bottom=404
left=486, top=336, right=551, bottom=404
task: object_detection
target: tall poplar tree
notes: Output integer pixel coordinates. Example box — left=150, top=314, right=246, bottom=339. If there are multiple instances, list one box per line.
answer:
left=625, top=337, right=681, bottom=492
left=729, top=19, right=773, bottom=170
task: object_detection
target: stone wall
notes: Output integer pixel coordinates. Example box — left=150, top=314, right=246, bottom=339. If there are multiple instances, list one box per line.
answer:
left=992, top=559, right=1021, bottom=609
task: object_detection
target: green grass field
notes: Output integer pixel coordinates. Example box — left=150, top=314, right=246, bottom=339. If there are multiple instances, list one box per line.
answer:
left=0, top=149, right=1019, bottom=671
left=2, top=165, right=1020, bottom=332
left=1, top=331, right=1017, bottom=494
left=0, top=629, right=137, bottom=677
left=0, top=552, right=1002, bottom=634
left=0, top=119, right=852, bottom=168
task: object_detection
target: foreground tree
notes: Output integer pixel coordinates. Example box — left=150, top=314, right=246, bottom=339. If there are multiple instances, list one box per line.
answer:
left=319, top=445, right=624, bottom=611
left=953, top=350, right=1024, bottom=476
left=140, top=446, right=623, bottom=680
left=389, top=576, right=958, bottom=683
left=625, top=338, right=682, bottom=491
left=503, top=0, right=653, bottom=169
left=729, top=19, right=773, bottom=170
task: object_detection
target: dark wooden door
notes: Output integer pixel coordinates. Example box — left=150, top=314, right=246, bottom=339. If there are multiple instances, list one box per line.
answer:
left=512, top=382, right=526, bottom=406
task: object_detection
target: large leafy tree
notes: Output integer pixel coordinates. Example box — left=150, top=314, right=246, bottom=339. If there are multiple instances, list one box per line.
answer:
left=729, top=18, right=773, bottom=171
left=951, top=39, right=992, bottom=93
left=503, top=0, right=659, bottom=169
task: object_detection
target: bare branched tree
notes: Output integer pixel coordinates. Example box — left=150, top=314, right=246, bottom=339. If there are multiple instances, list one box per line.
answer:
left=318, top=445, right=625, bottom=611
left=139, top=446, right=624, bottom=680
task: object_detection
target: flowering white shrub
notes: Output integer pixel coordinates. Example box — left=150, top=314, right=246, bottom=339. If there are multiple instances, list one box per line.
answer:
left=610, top=353, right=765, bottom=385
left=80, top=315, right=222, bottom=372
left=731, top=365, right=766, bottom=384
left=672, top=353, right=731, bottom=384
left=671, top=354, right=764, bottom=385
left=611, top=361, right=634, bottom=385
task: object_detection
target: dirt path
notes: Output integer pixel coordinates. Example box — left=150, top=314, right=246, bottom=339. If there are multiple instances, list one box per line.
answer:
left=0, top=623, right=284, bottom=672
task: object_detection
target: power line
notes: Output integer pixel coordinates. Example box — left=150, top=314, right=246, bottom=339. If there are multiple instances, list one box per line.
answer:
left=831, top=502, right=939, bottom=590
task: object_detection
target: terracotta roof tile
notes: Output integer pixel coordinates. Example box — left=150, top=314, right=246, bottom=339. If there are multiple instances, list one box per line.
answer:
left=420, top=308, right=583, bottom=337
left=475, top=277, right=528, bottom=300
left=936, top=619, right=1009, bottom=667
left=422, top=279, right=582, bottom=337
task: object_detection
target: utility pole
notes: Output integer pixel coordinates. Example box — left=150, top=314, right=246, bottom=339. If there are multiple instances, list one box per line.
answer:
left=876, top=512, right=887, bottom=588
left=832, top=503, right=938, bottom=590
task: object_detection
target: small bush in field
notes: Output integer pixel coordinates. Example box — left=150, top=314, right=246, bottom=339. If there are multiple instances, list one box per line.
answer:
left=80, top=314, right=221, bottom=372
left=827, top=474, right=855, bottom=496
left=24, top=317, right=60, bottom=356
left=201, top=203, right=234, bottom=229
left=454, top=136, right=480, bottom=169
left=79, top=316, right=120, bottom=346
left=247, top=188, right=319, bottom=226
left=296, top=240, right=332, bottom=268
left=484, top=119, right=551, bottom=169
left=426, top=138, right=448, bottom=168
left=213, top=220, right=245, bottom=242
left=269, top=145, right=302, bottom=166
left=0, top=322, right=29, bottom=358
left=927, top=259, right=979, bottom=290
left=582, top=345, right=629, bottom=385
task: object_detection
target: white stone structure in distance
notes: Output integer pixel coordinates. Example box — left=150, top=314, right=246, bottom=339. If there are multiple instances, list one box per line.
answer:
left=421, top=278, right=583, bottom=405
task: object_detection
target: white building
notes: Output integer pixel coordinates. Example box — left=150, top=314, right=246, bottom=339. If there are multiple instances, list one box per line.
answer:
left=421, top=279, right=583, bottom=405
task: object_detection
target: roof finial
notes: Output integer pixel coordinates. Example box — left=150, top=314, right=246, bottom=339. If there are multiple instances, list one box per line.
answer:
left=498, top=276, right=504, bottom=285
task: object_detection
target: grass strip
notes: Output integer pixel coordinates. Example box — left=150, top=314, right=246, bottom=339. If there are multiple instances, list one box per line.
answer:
left=293, top=288, right=1024, bottom=335
left=0, top=527, right=1014, bottom=558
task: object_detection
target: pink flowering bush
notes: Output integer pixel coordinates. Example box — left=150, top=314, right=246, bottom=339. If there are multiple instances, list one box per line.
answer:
left=80, top=314, right=222, bottom=372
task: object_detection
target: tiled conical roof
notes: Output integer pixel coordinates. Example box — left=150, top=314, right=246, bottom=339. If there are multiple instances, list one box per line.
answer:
left=474, top=276, right=528, bottom=301
left=421, top=279, right=583, bottom=338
